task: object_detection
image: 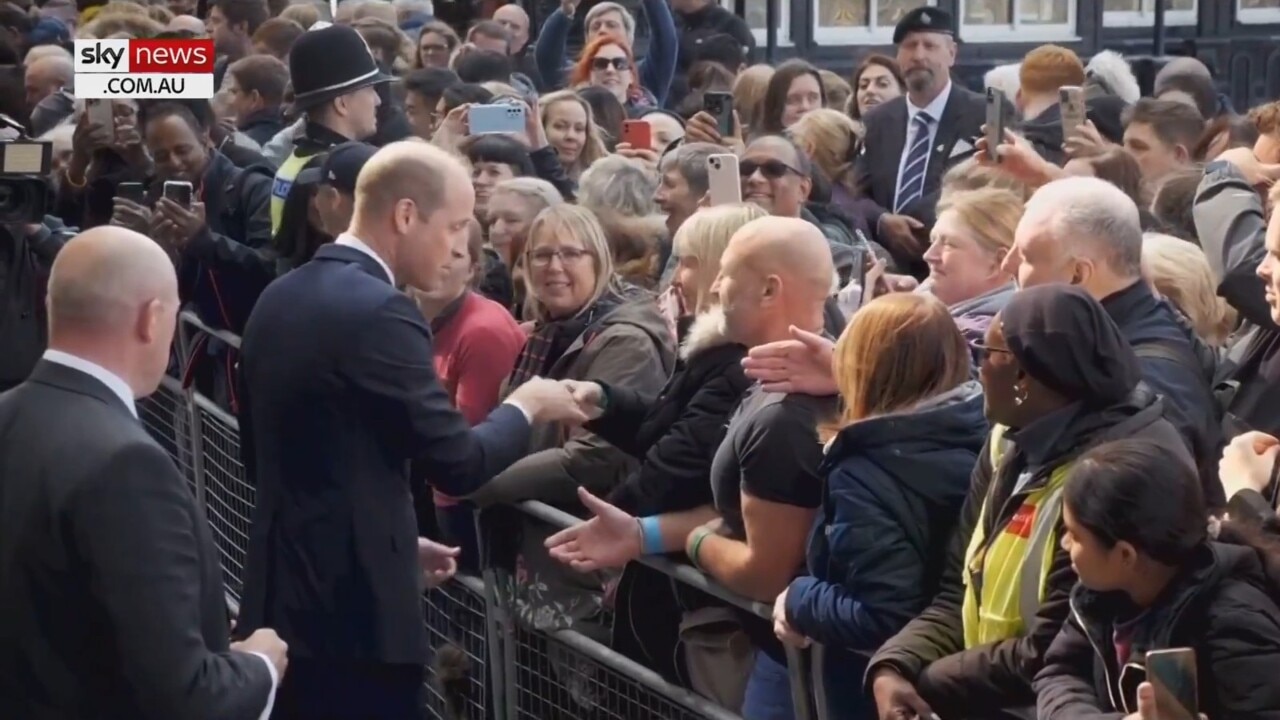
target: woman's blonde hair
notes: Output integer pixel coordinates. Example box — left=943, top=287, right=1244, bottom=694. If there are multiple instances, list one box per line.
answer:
left=539, top=89, right=609, bottom=177
left=733, top=64, right=774, bottom=136
left=789, top=109, right=862, bottom=193
left=827, top=293, right=971, bottom=439
left=940, top=156, right=1032, bottom=202
left=1142, top=233, right=1238, bottom=347
left=671, top=204, right=768, bottom=314
left=78, top=11, right=164, bottom=39
left=524, top=204, right=622, bottom=322
left=934, top=187, right=1024, bottom=257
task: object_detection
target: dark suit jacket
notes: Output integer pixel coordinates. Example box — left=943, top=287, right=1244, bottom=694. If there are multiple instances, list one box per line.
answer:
left=236, top=243, right=531, bottom=666
left=0, top=360, right=273, bottom=719
left=854, top=84, right=986, bottom=243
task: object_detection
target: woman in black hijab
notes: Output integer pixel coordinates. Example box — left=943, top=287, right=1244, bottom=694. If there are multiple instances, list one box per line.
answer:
left=868, top=284, right=1195, bottom=720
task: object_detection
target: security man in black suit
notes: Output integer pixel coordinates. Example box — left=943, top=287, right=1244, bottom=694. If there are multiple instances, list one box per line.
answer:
left=237, top=140, right=590, bottom=719
left=854, top=7, right=985, bottom=276
left=0, top=226, right=287, bottom=719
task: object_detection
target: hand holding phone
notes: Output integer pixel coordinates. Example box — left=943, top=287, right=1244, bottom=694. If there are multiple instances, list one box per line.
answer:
left=985, top=88, right=1007, bottom=164
left=116, top=182, right=146, bottom=205
left=468, top=103, right=526, bottom=135
left=621, top=119, right=651, bottom=151
left=163, top=181, right=193, bottom=208
left=1145, top=648, right=1198, bottom=720
left=1059, top=86, right=1086, bottom=133
left=704, top=92, right=734, bottom=138
left=705, top=154, right=741, bottom=206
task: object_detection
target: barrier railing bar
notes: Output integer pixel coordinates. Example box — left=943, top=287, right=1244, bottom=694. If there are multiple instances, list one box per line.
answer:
left=550, top=628, right=746, bottom=720
left=192, top=391, right=240, bottom=429
left=226, top=592, right=240, bottom=619
left=514, top=500, right=772, bottom=620
left=180, top=310, right=243, bottom=350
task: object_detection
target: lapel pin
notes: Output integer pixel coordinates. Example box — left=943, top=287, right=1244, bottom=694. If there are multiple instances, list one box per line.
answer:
left=936, top=144, right=945, bottom=153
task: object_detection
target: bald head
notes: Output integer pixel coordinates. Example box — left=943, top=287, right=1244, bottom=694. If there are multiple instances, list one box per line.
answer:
left=167, top=14, right=207, bottom=35
left=493, top=4, right=530, bottom=50
left=732, top=216, right=834, bottom=293
left=48, top=227, right=177, bottom=337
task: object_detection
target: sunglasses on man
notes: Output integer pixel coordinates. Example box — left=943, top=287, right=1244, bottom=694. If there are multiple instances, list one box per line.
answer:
left=739, top=158, right=804, bottom=179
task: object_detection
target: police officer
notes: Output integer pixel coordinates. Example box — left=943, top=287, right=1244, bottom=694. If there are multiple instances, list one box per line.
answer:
left=271, top=24, right=388, bottom=234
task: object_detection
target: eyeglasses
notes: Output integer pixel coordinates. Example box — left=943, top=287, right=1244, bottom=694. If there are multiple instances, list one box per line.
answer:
left=421, top=43, right=451, bottom=56
left=739, top=158, right=803, bottom=180
left=591, top=57, right=628, bottom=72
left=529, top=247, right=591, bottom=267
left=972, top=343, right=1012, bottom=364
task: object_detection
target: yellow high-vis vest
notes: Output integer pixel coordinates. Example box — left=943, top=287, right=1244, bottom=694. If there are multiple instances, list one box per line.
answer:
left=961, top=424, right=1070, bottom=648
left=270, top=150, right=314, bottom=235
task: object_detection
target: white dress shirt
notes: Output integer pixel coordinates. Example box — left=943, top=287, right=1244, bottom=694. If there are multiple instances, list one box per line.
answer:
left=40, top=348, right=280, bottom=720
left=42, top=349, right=137, bottom=418
left=894, top=81, right=954, bottom=193
left=335, top=232, right=395, bottom=285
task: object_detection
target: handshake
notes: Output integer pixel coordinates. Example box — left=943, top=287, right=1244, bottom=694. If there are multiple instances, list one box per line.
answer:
left=505, top=378, right=609, bottom=425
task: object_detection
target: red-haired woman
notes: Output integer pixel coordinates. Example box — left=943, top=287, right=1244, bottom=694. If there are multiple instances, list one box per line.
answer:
left=569, top=36, right=658, bottom=117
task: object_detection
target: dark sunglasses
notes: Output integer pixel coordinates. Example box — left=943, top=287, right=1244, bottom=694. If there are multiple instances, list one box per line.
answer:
left=591, top=56, right=628, bottom=72
left=739, top=158, right=803, bottom=179
left=972, top=342, right=1012, bottom=364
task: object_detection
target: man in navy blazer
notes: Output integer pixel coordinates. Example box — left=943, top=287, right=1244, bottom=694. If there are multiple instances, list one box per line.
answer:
left=236, top=141, right=588, bottom=719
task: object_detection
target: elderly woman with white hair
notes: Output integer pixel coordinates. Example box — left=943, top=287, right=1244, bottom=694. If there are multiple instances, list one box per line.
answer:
left=533, top=0, right=678, bottom=106
left=483, top=177, right=564, bottom=315
left=578, top=154, right=668, bottom=288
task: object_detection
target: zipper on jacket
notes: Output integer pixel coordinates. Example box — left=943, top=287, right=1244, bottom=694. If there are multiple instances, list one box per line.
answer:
left=1070, top=596, right=1121, bottom=711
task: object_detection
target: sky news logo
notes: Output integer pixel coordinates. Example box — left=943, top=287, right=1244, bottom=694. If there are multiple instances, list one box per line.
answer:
left=74, top=38, right=215, bottom=99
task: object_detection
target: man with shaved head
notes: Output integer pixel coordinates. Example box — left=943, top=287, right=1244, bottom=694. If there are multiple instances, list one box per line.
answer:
left=237, top=141, right=590, bottom=718
left=0, top=226, right=287, bottom=718
left=167, top=13, right=209, bottom=36
left=548, top=215, right=838, bottom=715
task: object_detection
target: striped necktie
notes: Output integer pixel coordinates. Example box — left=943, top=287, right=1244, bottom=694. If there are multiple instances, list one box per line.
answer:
left=894, top=110, right=934, bottom=213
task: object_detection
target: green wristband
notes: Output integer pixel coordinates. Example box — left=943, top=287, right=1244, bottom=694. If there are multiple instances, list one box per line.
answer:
left=689, top=528, right=712, bottom=571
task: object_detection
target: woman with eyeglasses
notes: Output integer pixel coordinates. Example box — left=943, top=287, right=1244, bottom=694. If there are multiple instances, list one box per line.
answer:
left=569, top=36, right=658, bottom=117
left=414, top=21, right=460, bottom=70
left=867, top=284, right=1193, bottom=720
left=466, top=204, right=675, bottom=508
left=773, top=293, right=985, bottom=720
left=1033, top=437, right=1280, bottom=720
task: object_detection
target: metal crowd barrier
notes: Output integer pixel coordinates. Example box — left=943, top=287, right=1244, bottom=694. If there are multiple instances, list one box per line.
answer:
left=138, top=311, right=821, bottom=720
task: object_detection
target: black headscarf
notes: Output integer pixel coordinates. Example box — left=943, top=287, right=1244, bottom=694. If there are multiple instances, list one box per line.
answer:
left=1001, top=285, right=1140, bottom=408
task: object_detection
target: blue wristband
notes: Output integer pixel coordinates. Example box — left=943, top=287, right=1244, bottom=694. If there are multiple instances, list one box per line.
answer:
left=639, top=515, right=664, bottom=555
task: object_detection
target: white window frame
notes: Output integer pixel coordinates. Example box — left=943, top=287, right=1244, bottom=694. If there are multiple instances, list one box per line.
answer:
left=957, top=0, right=1080, bottom=42
left=1103, top=0, right=1198, bottom=27
left=1237, top=0, right=1280, bottom=24
left=812, top=0, right=936, bottom=46
left=720, top=0, right=793, bottom=47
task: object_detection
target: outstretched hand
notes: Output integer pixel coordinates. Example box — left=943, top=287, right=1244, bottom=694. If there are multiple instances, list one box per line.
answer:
left=742, top=325, right=837, bottom=396
left=545, top=486, right=641, bottom=572
left=418, top=538, right=461, bottom=590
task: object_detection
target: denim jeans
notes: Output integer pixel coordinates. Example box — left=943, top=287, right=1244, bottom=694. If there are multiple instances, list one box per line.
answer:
left=742, top=651, right=796, bottom=720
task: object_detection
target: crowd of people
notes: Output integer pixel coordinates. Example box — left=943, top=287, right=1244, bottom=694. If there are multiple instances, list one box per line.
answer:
left=1, top=0, right=1280, bottom=718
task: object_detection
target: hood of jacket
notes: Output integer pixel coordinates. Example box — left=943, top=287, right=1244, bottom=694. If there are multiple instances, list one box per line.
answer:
left=597, top=211, right=668, bottom=289
left=949, top=281, right=1016, bottom=322
left=679, top=309, right=737, bottom=360
left=821, top=381, right=988, bottom=505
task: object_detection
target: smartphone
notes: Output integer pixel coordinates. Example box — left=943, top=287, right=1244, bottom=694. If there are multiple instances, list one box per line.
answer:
left=1146, top=648, right=1198, bottom=720
left=468, top=103, right=526, bottom=135
left=117, top=182, right=145, bottom=205
left=1059, top=86, right=1086, bottom=133
left=985, top=88, right=1007, bottom=163
left=850, top=246, right=869, bottom=297
left=621, top=119, right=651, bottom=151
left=706, top=154, right=741, bottom=206
left=704, top=91, right=734, bottom=137
left=163, top=180, right=193, bottom=208
left=86, top=98, right=115, bottom=136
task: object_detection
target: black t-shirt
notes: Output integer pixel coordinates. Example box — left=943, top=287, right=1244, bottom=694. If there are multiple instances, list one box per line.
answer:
left=709, top=386, right=833, bottom=540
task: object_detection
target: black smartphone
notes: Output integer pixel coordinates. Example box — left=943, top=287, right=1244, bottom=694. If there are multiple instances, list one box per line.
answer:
left=1146, top=648, right=1198, bottom=720
left=704, top=91, right=734, bottom=137
left=117, top=182, right=145, bottom=205
left=850, top=246, right=868, bottom=296
left=985, top=87, right=1006, bottom=163
left=163, top=180, right=193, bottom=208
